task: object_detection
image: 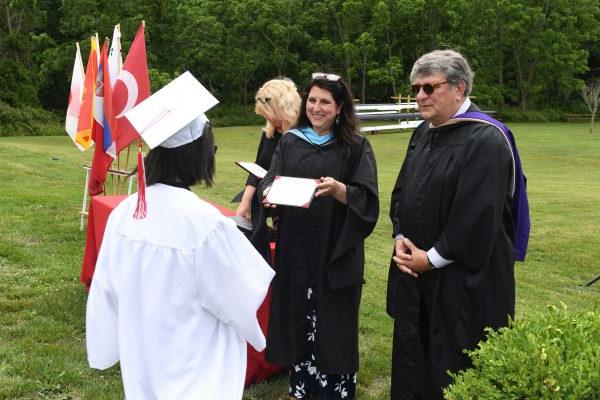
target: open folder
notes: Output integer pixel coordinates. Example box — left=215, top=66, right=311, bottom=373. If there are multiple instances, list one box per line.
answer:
left=235, top=161, right=267, bottom=179
left=263, top=176, right=319, bottom=208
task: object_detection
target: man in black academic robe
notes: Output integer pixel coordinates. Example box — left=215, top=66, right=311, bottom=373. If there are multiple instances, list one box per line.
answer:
left=387, top=50, right=525, bottom=399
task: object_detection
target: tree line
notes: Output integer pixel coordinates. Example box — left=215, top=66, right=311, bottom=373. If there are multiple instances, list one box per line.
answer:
left=1, top=0, right=600, bottom=120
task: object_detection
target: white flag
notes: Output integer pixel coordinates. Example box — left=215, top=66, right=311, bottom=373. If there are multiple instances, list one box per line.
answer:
left=108, top=24, right=123, bottom=89
left=65, top=42, right=86, bottom=151
left=105, top=24, right=123, bottom=157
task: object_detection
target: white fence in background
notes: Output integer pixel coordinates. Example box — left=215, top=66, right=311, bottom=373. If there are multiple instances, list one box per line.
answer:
left=356, top=101, right=422, bottom=133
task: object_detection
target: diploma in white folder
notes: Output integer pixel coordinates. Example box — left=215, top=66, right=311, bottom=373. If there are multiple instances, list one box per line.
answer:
left=235, top=161, right=267, bottom=179
left=264, top=176, right=319, bottom=208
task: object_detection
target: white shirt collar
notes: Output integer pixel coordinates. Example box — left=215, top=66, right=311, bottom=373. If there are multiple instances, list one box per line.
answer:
left=429, top=97, right=472, bottom=128
left=453, top=97, right=471, bottom=117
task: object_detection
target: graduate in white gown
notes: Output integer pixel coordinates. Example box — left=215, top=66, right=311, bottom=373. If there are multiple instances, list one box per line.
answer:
left=85, top=73, right=275, bottom=400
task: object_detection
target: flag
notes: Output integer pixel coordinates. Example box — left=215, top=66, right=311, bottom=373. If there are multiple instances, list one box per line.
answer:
left=108, top=24, right=123, bottom=89
left=87, top=22, right=150, bottom=196
left=88, top=38, right=113, bottom=196
left=113, top=23, right=151, bottom=153
left=105, top=24, right=123, bottom=157
left=92, top=35, right=105, bottom=140
left=103, top=40, right=117, bottom=158
left=75, top=36, right=99, bottom=150
left=65, top=42, right=86, bottom=150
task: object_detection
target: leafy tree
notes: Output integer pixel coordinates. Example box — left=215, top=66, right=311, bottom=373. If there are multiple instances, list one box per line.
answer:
left=0, top=0, right=47, bottom=106
left=168, top=0, right=227, bottom=94
left=455, top=0, right=600, bottom=111
left=246, top=0, right=306, bottom=77
left=2, top=0, right=600, bottom=121
left=355, top=31, right=376, bottom=102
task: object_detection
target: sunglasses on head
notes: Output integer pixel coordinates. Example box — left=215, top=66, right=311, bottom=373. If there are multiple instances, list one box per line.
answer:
left=256, top=97, right=271, bottom=104
left=312, top=72, right=341, bottom=81
left=410, top=81, right=448, bottom=96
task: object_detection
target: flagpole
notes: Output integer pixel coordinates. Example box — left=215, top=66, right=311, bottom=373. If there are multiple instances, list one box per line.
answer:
left=116, top=24, right=123, bottom=73
left=115, top=23, right=123, bottom=192
left=109, top=23, right=124, bottom=193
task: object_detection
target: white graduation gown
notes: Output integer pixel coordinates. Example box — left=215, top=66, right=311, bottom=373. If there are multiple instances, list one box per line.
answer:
left=86, top=184, right=275, bottom=400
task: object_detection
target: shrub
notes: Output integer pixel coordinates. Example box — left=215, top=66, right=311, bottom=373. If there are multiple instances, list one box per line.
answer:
left=0, top=101, right=63, bottom=137
left=0, top=101, right=262, bottom=138
left=444, top=304, right=600, bottom=400
left=496, top=108, right=566, bottom=123
left=206, top=104, right=263, bottom=127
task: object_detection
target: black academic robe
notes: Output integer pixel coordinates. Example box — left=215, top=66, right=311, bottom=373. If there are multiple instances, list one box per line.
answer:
left=387, top=104, right=515, bottom=399
left=246, top=131, right=282, bottom=230
left=258, top=133, right=379, bottom=374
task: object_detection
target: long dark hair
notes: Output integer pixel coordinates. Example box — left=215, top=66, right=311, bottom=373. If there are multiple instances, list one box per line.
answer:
left=143, top=122, right=216, bottom=187
left=296, top=77, right=361, bottom=147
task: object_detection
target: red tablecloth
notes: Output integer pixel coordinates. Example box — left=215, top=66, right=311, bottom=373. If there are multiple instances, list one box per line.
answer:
left=80, top=195, right=284, bottom=385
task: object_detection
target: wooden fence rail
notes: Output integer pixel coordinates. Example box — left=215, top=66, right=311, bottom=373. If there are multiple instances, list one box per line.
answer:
left=565, top=114, right=593, bottom=122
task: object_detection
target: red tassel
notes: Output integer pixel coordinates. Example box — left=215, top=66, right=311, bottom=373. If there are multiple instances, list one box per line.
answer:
left=133, top=141, right=147, bottom=219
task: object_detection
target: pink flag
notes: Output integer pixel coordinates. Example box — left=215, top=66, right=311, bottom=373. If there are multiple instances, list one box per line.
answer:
left=65, top=42, right=86, bottom=150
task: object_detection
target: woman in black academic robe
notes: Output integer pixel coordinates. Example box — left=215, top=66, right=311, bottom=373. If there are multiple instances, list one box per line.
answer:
left=257, top=74, right=378, bottom=400
left=235, top=78, right=301, bottom=231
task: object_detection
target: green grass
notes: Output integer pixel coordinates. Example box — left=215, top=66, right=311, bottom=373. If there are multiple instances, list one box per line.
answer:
left=0, top=123, right=599, bottom=399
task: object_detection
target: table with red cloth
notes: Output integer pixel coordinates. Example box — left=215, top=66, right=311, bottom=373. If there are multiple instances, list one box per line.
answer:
left=80, top=195, right=284, bottom=386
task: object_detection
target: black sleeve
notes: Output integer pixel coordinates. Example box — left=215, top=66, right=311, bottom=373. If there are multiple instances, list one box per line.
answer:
left=434, top=125, right=512, bottom=270
left=389, top=129, right=419, bottom=238
left=250, top=136, right=286, bottom=265
left=329, top=138, right=379, bottom=262
left=256, top=134, right=285, bottom=197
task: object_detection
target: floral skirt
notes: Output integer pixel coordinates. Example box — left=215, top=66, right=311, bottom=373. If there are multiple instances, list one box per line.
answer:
left=288, top=288, right=357, bottom=400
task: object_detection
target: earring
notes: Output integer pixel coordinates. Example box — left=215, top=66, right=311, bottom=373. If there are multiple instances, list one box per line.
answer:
left=335, top=114, right=340, bottom=125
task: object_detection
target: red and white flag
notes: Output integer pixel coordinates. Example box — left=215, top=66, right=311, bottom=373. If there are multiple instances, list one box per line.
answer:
left=65, top=42, right=86, bottom=150
left=104, top=24, right=123, bottom=158
left=113, top=23, right=151, bottom=153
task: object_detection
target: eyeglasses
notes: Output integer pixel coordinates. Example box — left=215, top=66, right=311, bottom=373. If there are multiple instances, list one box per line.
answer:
left=312, top=72, right=341, bottom=81
left=256, top=97, right=271, bottom=104
left=410, top=81, right=448, bottom=96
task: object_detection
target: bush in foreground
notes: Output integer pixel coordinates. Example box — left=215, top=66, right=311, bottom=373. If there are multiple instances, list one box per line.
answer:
left=444, top=304, right=600, bottom=400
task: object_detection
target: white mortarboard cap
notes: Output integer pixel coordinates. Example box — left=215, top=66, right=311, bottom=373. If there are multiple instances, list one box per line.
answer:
left=124, top=71, right=219, bottom=149
left=160, top=113, right=208, bottom=148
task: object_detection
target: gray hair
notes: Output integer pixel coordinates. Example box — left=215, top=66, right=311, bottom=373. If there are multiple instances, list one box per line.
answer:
left=410, top=50, right=474, bottom=97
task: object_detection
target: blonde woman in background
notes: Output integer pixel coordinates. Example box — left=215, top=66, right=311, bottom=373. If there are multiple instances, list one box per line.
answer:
left=235, top=78, right=301, bottom=223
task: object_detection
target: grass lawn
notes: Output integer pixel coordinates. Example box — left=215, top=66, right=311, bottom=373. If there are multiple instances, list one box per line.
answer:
left=0, top=122, right=599, bottom=399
